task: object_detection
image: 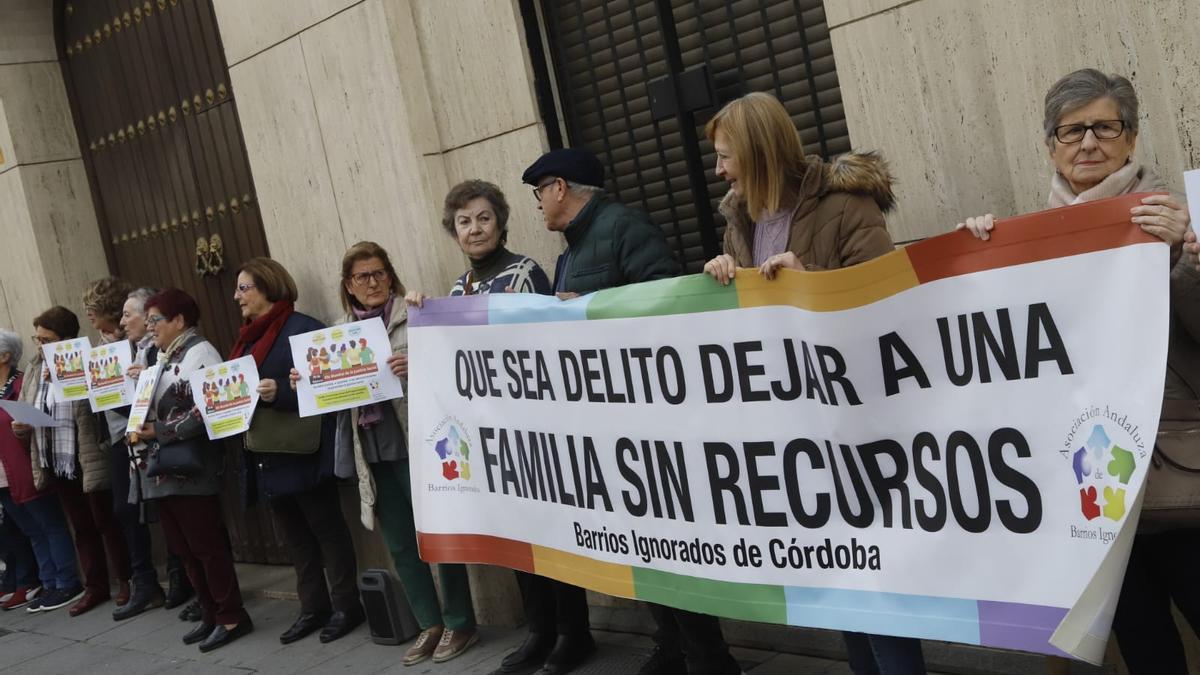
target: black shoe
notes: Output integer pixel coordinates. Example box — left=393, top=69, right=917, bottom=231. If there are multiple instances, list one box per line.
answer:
left=164, top=569, right=194, bottom=610
left=534, top=633, right=597, bottom=675
left=318, top=607, right=365, bottom=643
left=635, top=646, right=687, bottom=675
left=280, top=612, right=330, bottom=645
left=178, top=599, right=201, bottom=622
left=497, top=632, right=555, bottom=673
left=112, top=583, right=165, bottom=621
left=182, top=622, right=215, bottom=645
left=198, top=620, right=254, bottom=653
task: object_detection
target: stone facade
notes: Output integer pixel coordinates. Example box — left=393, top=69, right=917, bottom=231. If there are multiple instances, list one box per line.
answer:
left=828, top=0, right=1200, bottom=242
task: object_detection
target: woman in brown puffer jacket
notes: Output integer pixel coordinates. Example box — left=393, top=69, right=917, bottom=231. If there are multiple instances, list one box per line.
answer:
left=702, top=91, right=896, bottom=284
left=701, top=92, right=923, bottom=675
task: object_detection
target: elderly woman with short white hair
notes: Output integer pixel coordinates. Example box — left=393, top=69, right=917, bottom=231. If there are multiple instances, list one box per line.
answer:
left=955, top=68, right=1194, bottom=675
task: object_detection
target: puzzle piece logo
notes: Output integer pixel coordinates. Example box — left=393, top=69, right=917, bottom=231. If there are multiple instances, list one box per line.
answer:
left=1107, top=445, right=1134, bottom=484
left=1102, top=487, right=1127, bottom=521
left=431, top=422, right=471, bottom=482
left=1072, top=423, right=1138, bottom=523
left=1072, top=447, right=1091, bottom=484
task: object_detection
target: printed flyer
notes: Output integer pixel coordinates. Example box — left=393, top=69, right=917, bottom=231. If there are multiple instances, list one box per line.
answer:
left=188, top=355, right=260, bottom=440
left=86, top=341, right=135, bottom=412
left=125, top=364, right=161, bottom=436
left=41, top=337, right=93, bottom=402
left=288, top=317, right=404, bottom=417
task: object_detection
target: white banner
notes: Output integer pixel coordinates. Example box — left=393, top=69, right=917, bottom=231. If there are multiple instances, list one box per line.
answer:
left=406, top=195, right=1169, bottom=662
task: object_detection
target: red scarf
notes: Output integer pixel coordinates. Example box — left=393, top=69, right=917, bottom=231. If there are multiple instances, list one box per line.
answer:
left=230, top=301, right=294, bottom=365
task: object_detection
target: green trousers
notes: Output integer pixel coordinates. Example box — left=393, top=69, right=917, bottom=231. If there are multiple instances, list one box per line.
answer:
left=371, top=460, right=476, bottom=631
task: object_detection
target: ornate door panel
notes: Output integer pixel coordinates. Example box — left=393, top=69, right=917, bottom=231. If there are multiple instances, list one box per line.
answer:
left=60, top=0, right=285, bottom=564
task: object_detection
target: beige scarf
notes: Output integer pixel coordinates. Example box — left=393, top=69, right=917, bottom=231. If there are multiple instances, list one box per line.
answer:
left=1048, top=160, right=1166, bottom=207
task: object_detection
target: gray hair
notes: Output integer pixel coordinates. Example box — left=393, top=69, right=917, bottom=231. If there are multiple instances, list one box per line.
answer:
left=126, top=287, right=157, bottom=315
left=1043, top=68, right=1139, bottom=147
left=0, top=329, right=22, bottom=367
left=565, top=181, right=604, bottom=199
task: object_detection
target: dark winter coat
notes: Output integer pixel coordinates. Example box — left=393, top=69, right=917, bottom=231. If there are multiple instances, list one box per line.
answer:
left=552, top=194, right=680, bottom=294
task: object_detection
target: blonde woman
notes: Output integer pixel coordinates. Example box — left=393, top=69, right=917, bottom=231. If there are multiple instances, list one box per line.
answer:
left=700, top=92, right=919, bottom=675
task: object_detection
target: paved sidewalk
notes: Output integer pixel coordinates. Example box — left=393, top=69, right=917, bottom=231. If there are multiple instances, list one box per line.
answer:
left=0, top=571, right=859, bottom=674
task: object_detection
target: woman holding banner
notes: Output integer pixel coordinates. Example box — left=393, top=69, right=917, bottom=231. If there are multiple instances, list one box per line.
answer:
left=12, top=306, right=128, bottom=617
left=231, top=258, right=363, bottom=645
left=132, top=289, right=251, bottom=652
left=83, top=277, right=165, bottom=620
left=0, top=328, right=81, bottom=611
left=955, top=68, right=1193, bottom=675
left=292, top=240, right=479, bottom=665
left=701, top=92, right=914, bottom=674
left=407, top=181, right=574, bottom=674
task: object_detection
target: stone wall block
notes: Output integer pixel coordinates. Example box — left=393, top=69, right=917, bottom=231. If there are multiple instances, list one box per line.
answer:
left=212, top=0, right=361, bottom=68
left=229, top=37, right=346, bottom=322
left=0, top=61, right=79, bottom=165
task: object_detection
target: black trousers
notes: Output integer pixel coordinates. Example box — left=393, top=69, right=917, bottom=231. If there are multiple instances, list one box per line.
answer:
left=649, top=604, right=740, bottom=675
left=109, top=440, right=157, bottom=587
left=268, top=481, right=361, bottom=615
left=1112, top=528, right=1200, bottom=675
left=517, top=571, right=590, bottom=638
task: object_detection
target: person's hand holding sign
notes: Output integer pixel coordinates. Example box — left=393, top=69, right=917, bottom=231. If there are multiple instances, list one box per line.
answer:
left=258, top=378, right=277, bottom=403
left=288, top=367, right=301, bottom=391
left=758, top=251, right=801, bottom=280
left=388, top=352, right=408, bottom=379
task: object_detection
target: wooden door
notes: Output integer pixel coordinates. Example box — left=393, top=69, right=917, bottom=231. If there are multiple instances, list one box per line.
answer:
left=59, top=0, right=287, bottom=564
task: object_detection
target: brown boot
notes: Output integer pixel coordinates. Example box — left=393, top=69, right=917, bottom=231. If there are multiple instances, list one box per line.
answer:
left=432, top=626, right=479, bottom=663
left=403, top=625, right=443, bottom=666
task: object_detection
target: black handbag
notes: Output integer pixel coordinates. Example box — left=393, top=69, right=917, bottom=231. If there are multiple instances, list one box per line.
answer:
left=145, top=437, right=207, bottom=478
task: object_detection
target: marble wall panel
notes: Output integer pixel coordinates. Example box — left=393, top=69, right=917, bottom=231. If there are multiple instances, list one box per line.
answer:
left=212, top=0, right=360, bottom=68
left=0, top=0, right=57, bottom=65
left=300, top=0, right=461, bottom=301
left=229, top=37, right=347, bottom=322
left=0, top=61, right=79, bottom=166
left=410, top=0, right=539, bottom=150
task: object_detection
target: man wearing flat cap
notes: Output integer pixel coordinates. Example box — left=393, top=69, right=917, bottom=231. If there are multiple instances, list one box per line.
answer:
left=522, top=148, right=680, bottom=297
left=487, top=149, right=679, bottom=675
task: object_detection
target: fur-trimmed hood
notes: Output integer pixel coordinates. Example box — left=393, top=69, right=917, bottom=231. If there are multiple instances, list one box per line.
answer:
left=718, top=150, right=896, bottom=219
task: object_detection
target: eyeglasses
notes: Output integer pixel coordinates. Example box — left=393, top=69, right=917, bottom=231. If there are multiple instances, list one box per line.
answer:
left=146, top=315, right=167, bottom=327
left=234, top=283, right=257, bottom=295
left=1053, top=120, right=1126, bottom=144
left=349, top=269, right=389, bottom=287
left=532, top=178, right=558, bottom=202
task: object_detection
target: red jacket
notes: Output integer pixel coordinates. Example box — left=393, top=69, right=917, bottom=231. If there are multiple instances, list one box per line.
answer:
left=0, top=373, right=46, bottom=504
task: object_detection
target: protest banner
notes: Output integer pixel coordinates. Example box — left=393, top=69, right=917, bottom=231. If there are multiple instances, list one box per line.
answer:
left=289, top=318, right=404, bottom=417
left=189, top=355, right=259, bottom=440
left=41, top=337, right=92, bottom=402
left=407, top=194, right=1168, bottom=663
left=86, top=341, right=135, bottom=412
left=125, top=364, right=161, bottom=436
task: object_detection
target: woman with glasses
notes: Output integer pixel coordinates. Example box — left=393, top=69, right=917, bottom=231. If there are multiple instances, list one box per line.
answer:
left=230, top=258, right=363, bottom=645
left=132, top=289, right=252, bottom=652
left=291, top=240, right=481, bottom=666
left=955, top=69, right=1192, bottom=675
left=13, top=307, right=124, bottom=616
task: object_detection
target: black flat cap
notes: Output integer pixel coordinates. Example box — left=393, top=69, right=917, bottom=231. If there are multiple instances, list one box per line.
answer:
left=521, top=148, right=605, bottom=188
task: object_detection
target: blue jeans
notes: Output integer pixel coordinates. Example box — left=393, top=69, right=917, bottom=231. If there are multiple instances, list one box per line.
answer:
left=0, top=489, right=80, bottom=591
left=843, top=632, right=926, bottom=675
left=0, top=510, right=38, bottom=590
